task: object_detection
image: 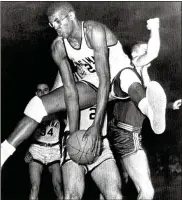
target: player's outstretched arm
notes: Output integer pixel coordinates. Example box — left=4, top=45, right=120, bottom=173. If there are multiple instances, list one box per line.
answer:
left=134, top=18, right=160, bottom=67
left=51, top=37, right=79, bottom=133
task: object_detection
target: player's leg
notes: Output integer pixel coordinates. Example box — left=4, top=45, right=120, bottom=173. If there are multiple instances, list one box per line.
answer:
left=10, top=82, right=97, bottom=147
left=29, top=161, right=43, bottom=200
left=99, top=193, right=105, bottom=200
left=118, top=69, right=167, bottom=134
left=108, top=121, right=154, bottom=200
left=1, top=82, right=97, bottom=167
left=122, top=150, right=154, bottom=200
left=62, top=160, right=85, bottom=199
left=91, top=159, right=123, bottom=200
left=48, top=163, right=63, bottom=200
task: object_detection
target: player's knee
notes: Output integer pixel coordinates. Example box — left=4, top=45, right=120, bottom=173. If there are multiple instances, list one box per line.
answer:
left=104, top=189, right=123, bottom=200
left=24, top=96, right=47, bottom=123
left=128, top=82, right=146, bottom=104
left=120, top=69, right=142, bottom=94
left=139, top=184, right=154, bottom=200
left=53, top=183, right=61, bottom=194
left=103, top=183, right=123, bottom=200
left=64, top=182, right=83, bottom=200
left=30, top=184, right=39, bottom=194
left=64, top=190, right=82, bottom=200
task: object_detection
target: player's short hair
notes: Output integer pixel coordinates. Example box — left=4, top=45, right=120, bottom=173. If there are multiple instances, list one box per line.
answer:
left=47, top=1, right=75, bottom=17
left=131, top=41, right=147, bottom=53
left=36, top=83, right=49, bottom=89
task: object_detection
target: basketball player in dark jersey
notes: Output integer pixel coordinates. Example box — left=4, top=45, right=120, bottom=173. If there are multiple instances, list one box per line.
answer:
left=108, top=18, right=181, bottom=200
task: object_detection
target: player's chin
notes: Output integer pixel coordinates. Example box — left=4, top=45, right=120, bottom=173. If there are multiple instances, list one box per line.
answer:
left=57, top=32, right=67, bottom=39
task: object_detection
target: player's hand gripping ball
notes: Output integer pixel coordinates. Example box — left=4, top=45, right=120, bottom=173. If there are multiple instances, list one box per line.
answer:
left=66, top=130, right=97, bottom=164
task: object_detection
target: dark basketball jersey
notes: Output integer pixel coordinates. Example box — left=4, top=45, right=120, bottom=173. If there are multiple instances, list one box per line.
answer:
left=112, top=67, right=145, bottom=127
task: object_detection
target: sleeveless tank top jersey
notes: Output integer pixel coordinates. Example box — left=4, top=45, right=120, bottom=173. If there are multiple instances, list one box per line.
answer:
left=33, top=119, right=60, bottom=144
left=64, top=21, right=131, bottom=88
left=112, top=67, right=145, bottom=127
left=64, top=105, right=108, bottom=136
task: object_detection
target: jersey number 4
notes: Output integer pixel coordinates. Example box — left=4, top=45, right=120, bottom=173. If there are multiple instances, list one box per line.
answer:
left=40, top=128, right=53, bottom=136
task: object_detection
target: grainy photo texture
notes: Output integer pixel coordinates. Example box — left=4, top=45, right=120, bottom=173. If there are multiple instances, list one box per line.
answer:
left=1, top=1, right=182, bottom=200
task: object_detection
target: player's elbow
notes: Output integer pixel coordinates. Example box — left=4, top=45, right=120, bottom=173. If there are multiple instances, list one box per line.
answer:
left=152, top=51, right=159, bottom=59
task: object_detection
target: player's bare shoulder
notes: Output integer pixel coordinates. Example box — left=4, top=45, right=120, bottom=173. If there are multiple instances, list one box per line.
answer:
left=52, top=37, right=64, bottom=50
left=84, top=20, right=117, bottom=46
left=84, top=21, right=104, bottom=36
left=51, top=36, right=66, bottom=58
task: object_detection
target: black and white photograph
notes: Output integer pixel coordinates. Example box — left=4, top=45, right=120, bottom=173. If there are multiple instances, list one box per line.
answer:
left=1, top=1, right=182, bottom=200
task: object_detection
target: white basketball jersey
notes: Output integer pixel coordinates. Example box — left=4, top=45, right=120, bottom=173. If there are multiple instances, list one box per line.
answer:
left=64, top=21, right=131, bottom=82
left=64, top=105, right=107, bottom=136
left=33, top=119, right=60, bottom=143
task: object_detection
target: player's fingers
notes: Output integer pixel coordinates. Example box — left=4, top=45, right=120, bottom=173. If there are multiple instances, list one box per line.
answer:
left=146, top=24, right=150, bottom=30
left=174, top=99, right=182, bottom=107
left=178, top=99, right=182, bottom=104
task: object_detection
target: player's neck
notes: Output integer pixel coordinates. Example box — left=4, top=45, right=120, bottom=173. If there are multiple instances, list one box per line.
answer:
left=68, top=20, right=82, bottom=44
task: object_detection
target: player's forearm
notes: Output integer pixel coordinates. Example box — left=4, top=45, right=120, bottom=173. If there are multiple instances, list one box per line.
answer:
left=147, top=29, right=160, bottom=59
left=93, top=76, right=110, bottom=128
left=141, top=65, right=151, bottom=87
left=65, top=89, right=79, bottom=133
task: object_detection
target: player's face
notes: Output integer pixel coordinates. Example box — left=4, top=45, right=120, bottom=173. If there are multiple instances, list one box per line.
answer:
left=136, top=44, right=148, bottom=56
left=36, top=84, right=50, bottom=97
left=48, top=10, right=73, bottom=38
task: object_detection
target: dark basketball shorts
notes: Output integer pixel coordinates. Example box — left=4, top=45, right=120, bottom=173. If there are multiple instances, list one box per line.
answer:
left=108, top=119, right=143, bottom=159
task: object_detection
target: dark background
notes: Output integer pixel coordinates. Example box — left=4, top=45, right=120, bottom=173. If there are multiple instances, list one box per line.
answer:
left=1, top=1, right=182, bottom=200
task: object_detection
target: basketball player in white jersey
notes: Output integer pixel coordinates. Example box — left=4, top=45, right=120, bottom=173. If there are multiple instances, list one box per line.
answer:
left=51, top=73, right=122, bottom=199
left=25, top=83, right=63, bottom=200
left=1, top=2, right=167, bottom=168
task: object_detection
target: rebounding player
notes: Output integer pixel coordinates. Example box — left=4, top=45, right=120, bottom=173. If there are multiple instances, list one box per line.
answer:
left=25, top=83, right=63, bottom=200
left=108, top=18, right=180, bottom=200
left=62, top=107, right=123, bottom=199
left=51, top=69, right=123, bottom=199
left=1, top=2, right=167, bottom=167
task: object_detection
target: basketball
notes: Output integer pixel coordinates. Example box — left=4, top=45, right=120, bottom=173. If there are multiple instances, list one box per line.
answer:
left=66, top=130, right=96, bottom=164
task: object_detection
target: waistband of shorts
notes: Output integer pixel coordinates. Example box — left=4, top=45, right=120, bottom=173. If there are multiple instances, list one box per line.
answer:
left=33, top=141, right=60, bottom=147
left=112, top=119, right=142, bottom=132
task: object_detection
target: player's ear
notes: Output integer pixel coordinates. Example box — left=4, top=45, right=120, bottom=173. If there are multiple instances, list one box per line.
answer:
left=69, top=11, right=75, bottom=20
left=35, top=92, right=38, bottom=96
